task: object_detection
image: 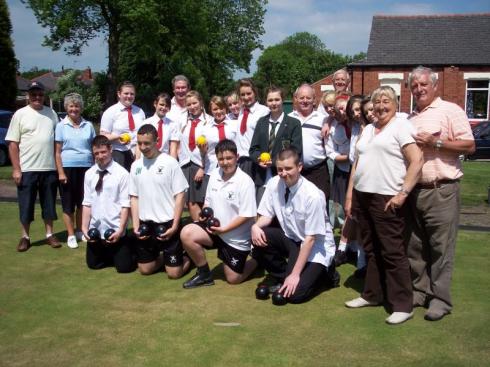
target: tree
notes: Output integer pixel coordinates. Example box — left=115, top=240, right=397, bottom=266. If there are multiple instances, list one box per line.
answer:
left=253, top=32, right=364, bottom=97
left=49, top=69, right=103, bottom=123
left=0, top=0, right=18, bottom=110
left=22, top=0, right=267, bottom=107
left=20, top=67, right=52, bottom=80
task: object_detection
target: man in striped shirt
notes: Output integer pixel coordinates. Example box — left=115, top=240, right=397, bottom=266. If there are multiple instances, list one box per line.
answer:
left=407, top=66, right=475, bottom=322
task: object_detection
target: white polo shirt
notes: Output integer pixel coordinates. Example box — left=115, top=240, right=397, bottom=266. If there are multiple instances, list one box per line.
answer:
left=82, top=160, right=130, bottom=234
left=143, top=114, right=180, bottom=154
left=325, top=119, right=351, bottom=173
left=258, top=176, right=335, bottom=268
left=6, top=105, right=58, bottom=171
left=178, top=113, right=211, bottom=167
left=100, top=102, right=146, bottom=152
left=289, top=110, right=327, bottom=168
left=166, top=97, right=187, bottom=129
left=201, top=118, right=238, bottom=175
left=129, top=152, right=188, bottom=223
left=235, top=102, right=270, bottom=158
left=205, top=167, right=257, bottom=251
left=354, top=115, right=416, bottom=195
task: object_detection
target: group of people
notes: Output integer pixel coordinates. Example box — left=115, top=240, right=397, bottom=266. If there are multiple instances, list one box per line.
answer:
left=6, top=66, right=475, bottom=324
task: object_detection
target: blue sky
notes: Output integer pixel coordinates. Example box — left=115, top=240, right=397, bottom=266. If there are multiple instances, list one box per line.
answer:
left=7, top=0, right=490, bottom=75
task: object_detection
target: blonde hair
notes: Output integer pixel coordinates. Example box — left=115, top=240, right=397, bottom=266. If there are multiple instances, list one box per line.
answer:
left=321, top=91, right=337, bottom=107
left=370, top=86, right=398, bottom=109
left=185, top=90, right=208, bottom=126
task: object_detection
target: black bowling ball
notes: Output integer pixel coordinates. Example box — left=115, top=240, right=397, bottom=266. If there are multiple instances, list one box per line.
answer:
left=272, top=291, right=287, bottom=306
left=104, top=228, right=116, bottom=240
left=138, top=223, right=151, bottom=237
left=155, top=224, right=168, bottom=238
left=206, top=217, right=220, bottom=229
left=255, top=285, right=270, bottom=300
left=200, top=207, right=214, bottom=219
left=87, top=228, right=100, bottom=241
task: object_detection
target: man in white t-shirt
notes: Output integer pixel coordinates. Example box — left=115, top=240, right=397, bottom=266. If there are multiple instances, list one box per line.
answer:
left=81, top=135, right=135, bottom=273
left=130, top=124, right=190, bottom=278
left=180, top=139, right=258, bottom=288
left=6, top=81, right=62, bottom=252
left=251, top=148, right=338, bottom=304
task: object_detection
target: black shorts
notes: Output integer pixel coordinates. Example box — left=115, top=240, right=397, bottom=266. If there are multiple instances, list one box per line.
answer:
left=59, top=166, right=89, bottom=214
left=135, top=220, right=183, bottom=267
left=17, top=171, right=58, bottom=225
left=196, top=221, right=250, bottom=274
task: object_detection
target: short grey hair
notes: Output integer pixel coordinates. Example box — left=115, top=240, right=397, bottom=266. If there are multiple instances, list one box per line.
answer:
left=408, top=66, right=438, bottom=86
left=64, top=93, right=84, bottom=110
left=333, top=69, right=350, bottom=82
left=172, top=74, right=190, bottom=88
left=371, top=86, right=398, bottom=109
left=294, top=83, right=316, bottom=99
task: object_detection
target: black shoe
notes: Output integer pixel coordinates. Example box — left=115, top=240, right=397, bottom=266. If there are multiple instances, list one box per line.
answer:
left=183, top=271, right=215, bottom=289
left=329, top=270, right=341, bottom=288
left=334, top=250, right=347, bottom=266
left=354, top=266, right=367, bottom=279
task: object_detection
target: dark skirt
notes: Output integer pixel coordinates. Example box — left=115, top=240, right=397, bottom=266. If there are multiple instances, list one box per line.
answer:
left=181, top=161, right=208, bottom=203
left=331, top=166, right=350, bottom=207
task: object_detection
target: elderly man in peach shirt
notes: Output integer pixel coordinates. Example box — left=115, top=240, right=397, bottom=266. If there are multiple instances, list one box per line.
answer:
left=407, top=66, right=475, bottom=322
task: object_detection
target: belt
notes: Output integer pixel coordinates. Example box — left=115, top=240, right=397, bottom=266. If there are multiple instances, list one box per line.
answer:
left=415, top=179, right=459, bottom=189
left=303, top=159, right=327, bottom=172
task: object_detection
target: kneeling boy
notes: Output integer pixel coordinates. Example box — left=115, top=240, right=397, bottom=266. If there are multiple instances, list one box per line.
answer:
left=129, top=124, right=190, bottom=278
left=251, top=148, right=338, bottom=304
left=181, top=139, right=258, bottom=288
left=81, top=135, right=135, bottom=273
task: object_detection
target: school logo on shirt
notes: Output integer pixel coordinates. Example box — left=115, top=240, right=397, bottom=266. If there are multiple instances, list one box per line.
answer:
left=157, top=166, right=164, bottom=174
left=230, top=257, right=239, bottom=266
left=227, top=191, right=236, bottom=201
left=136, top=167, right=142, bottom=175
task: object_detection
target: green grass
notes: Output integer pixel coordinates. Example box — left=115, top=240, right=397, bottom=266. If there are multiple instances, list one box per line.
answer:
left=461, top=161, right=490, bottom=206
left=1, top=161, right=488, bottom=205
left=0, top=202, right=489, bottom=366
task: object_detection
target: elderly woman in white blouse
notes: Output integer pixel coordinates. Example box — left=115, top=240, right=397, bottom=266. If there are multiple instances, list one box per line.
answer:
left=344, top=86, right=423, bottom=325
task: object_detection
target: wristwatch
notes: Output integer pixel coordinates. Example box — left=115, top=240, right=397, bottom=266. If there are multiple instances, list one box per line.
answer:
left=435, top=139, right=443, bottom=150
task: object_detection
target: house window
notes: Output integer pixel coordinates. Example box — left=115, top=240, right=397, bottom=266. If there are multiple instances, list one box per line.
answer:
left=466, top=80, right=489, bottom=120
left=378, top=73, right=404, bottom=112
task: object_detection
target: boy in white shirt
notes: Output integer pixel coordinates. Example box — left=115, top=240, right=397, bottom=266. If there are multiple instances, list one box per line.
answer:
left=129, top=124, right=190, bottom=278
left=251, top=148, right=339, bottom=304
left=81, top=135, right=135, bottom=273
left=180, top=139, right=258, bottom=288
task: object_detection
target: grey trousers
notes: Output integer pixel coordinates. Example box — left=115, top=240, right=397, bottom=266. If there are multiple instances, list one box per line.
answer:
left=406, top=182, right=460, bottom=311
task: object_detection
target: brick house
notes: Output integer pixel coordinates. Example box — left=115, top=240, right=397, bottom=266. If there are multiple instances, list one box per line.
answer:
left=314, top=14, right=490, bottom=125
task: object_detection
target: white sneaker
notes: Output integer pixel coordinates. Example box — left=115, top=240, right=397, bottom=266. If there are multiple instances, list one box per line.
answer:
left=386, top=312, right=413, bottom=325
left=75, top=231, right=87, bottom=242
left=67, top=235, right=79, bottom=249
left=345, top=297, right=379, bottom=308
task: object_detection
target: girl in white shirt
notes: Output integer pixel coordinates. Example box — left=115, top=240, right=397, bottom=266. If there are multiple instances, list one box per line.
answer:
left=179, top=91, right=211, bottom=221
left=198, top=96, right=238, bottom=177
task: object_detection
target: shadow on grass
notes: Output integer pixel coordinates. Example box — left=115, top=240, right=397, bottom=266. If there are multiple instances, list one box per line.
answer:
left=211, top=262, right=265, bottom=284
left=343, top=273, right=364, bottom=294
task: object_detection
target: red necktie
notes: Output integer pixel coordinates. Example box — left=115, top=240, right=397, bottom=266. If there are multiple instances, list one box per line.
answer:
left=188, top=118, right=200, bottom=151
left=156, top=119, right=163, bottom=150
left=216, top=123, right=226, bottom=141
left=126, top=106, right=135, bottom=131
left=240, top=107, right=250, bottom=135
